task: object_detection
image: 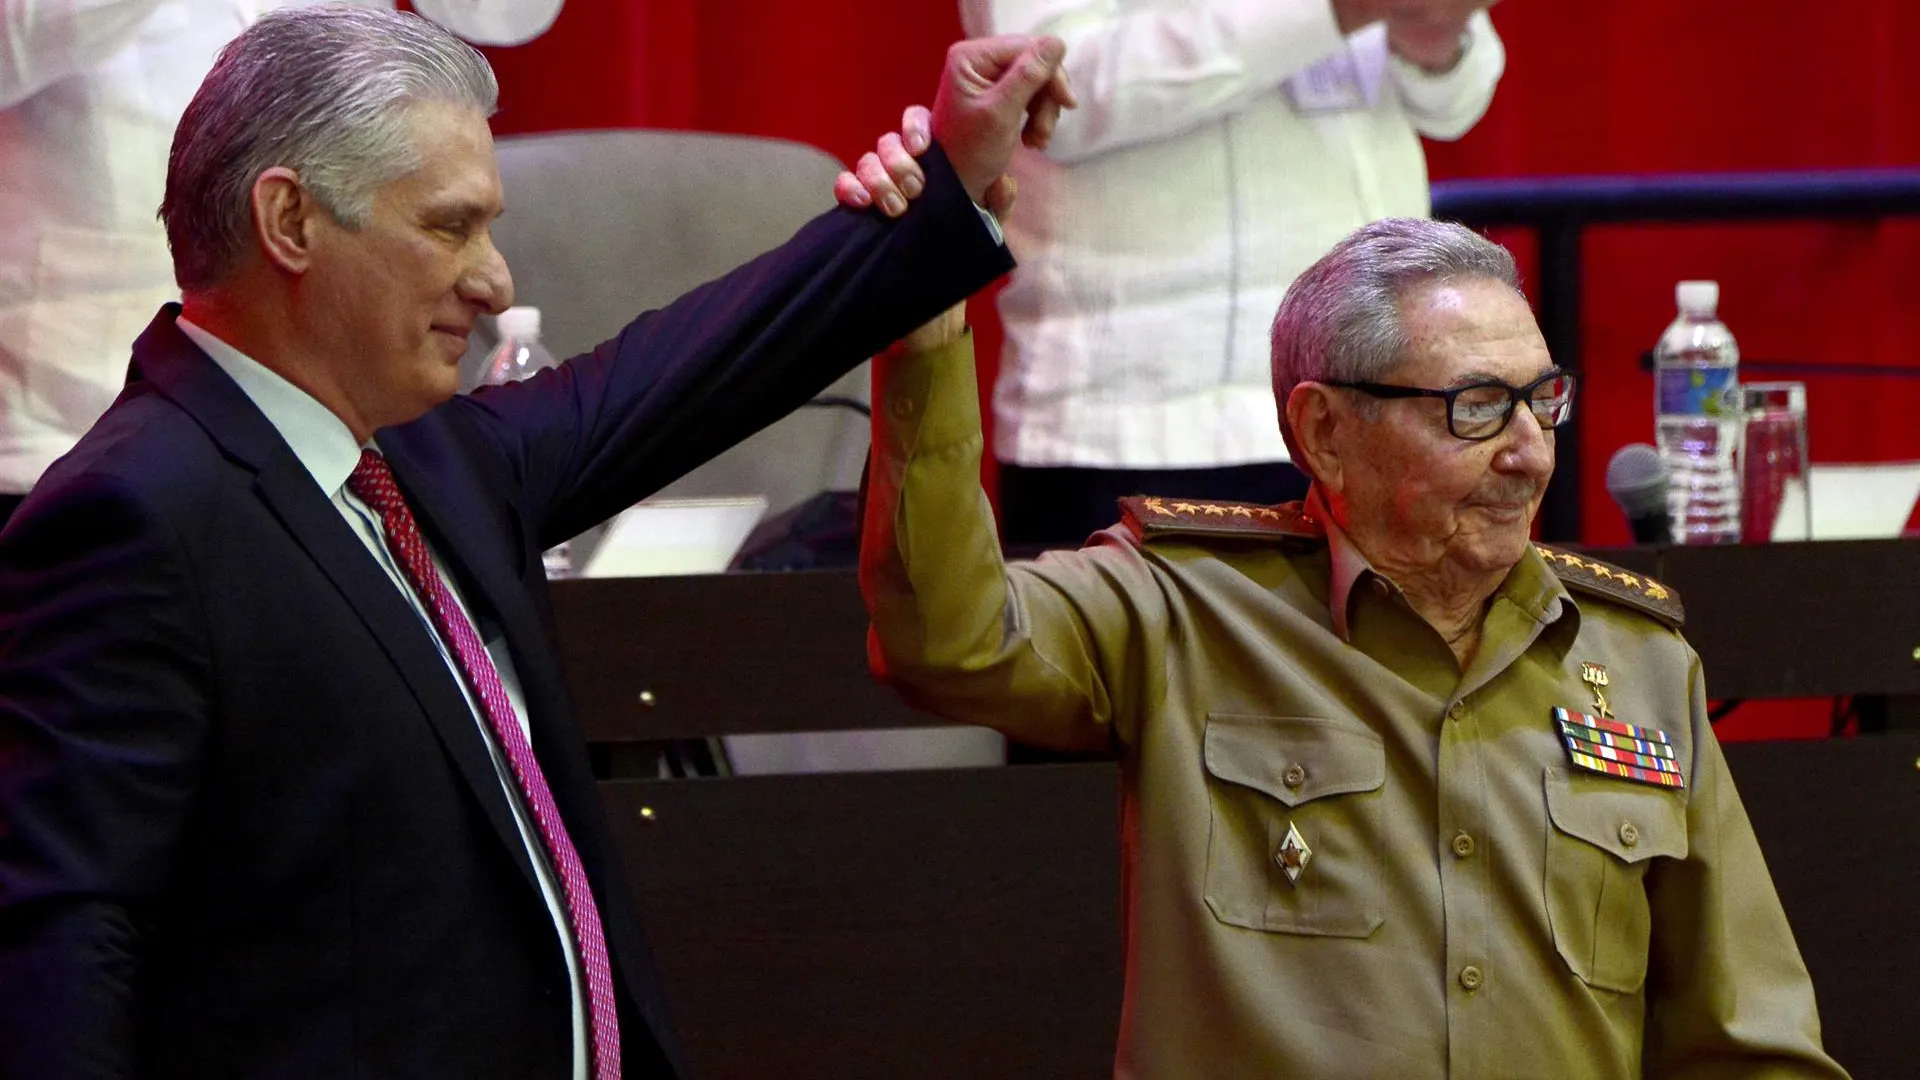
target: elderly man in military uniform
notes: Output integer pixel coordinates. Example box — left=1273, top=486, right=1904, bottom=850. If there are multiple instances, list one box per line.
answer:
left=850, top=211, right=1848, bottom=1076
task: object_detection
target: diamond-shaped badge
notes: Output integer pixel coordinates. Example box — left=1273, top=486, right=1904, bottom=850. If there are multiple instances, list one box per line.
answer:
left=1275, top=820, right=1312, bottom=887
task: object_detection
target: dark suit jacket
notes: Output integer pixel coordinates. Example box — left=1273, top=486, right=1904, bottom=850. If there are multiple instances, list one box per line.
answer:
left=0, top=146, right=1011, bottom=1079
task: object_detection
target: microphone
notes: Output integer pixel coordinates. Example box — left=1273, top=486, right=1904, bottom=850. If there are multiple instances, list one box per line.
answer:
left=1606, top=443, right=1673, bottom=545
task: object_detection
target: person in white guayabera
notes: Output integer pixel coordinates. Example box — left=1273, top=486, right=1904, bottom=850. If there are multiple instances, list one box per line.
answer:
left=961, top=0, right=1506, bottom=548
left=0, top=0, right=559, bottom=527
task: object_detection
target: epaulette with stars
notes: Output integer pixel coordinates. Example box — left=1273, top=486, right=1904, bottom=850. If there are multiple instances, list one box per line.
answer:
left=1534, top=544, right=1685, bottom=628
left=1119, top=496, right=1325, bottom=544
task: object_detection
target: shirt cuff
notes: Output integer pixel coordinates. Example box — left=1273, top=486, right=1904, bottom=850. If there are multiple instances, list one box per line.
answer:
left=973, top=204, right=1006, bottom=247
left=875, top=332, right=981, bottom=461
left=410, top=0, right=561, bottom=46
left=1390, top=10, right=1502, bottom=103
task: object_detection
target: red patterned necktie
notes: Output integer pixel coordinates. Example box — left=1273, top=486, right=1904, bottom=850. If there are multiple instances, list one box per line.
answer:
left=348, top=449, right=621, bottom=1079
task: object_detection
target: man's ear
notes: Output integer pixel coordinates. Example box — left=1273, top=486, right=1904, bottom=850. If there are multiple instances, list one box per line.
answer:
left=1286, top=383, right=1347, bottom=494
left=251, top=167, right=319, bottom=276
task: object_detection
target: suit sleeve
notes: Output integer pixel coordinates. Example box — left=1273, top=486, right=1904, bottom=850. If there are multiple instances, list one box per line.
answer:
left=858, top=332, right=1167, bottom=752
left=0, top=477, right=214, bottom=1080
left=444, top=141, right=1015, bottom=549
left=1638, top=648, right=1851, bottom=1079
left=962, top=0, right=1351, bottom=164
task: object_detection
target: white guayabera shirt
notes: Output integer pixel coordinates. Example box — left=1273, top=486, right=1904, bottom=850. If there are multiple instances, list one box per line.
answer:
left=962, top=0, right=1505, bottom=470
left=0, top=0, right=559, bottom=495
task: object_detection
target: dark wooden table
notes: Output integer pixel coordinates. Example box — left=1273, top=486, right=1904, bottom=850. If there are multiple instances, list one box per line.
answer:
left=552, top=540, right=1920, bottom=745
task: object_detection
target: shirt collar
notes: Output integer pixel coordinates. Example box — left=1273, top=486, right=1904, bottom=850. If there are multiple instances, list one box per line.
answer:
left=1309, top=484, right=1574, bottom=642
left=1310, top=485, right=1378, bottom=643
left=176, top=315, right=367, bottom=497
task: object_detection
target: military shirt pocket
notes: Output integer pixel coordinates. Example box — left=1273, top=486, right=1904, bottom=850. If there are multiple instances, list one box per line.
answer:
left=1201, top=714, right=1385, bottom=937
left=1542, top=767, right=1689, bottom=992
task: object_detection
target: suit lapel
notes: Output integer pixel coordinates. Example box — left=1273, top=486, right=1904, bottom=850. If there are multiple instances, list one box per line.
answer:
left=380, top=435, right=597, bottom=810
left=379, top=420, right=641, bottom=937
left=129, top=307, right=541, bottom=892
left=256, top=454, right=541, bottom=891
left=392, top=449, right=676, bottom=1034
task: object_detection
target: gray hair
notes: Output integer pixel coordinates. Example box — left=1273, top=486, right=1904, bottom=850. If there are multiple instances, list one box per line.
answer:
left=1269, top=217, right=1522, bottom=455
left=161, top=5, right=499, bottom=292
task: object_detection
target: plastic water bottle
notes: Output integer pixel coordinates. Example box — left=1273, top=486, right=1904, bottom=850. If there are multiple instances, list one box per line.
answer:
left=1652, top=281, right=1741, bottom=545
left=483, top=305, right=557, bottom=387
left=482, top=307, right=574, bottom=578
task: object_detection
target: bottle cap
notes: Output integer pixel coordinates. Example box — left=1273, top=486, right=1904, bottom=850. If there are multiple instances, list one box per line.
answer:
left=495, top=305, right=542, bottom=341
left=1675, top=280, right=1719, bottom=315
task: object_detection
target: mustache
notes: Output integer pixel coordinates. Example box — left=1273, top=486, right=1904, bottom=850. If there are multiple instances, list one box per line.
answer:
left=1470, top=482, right=1540, bottom=506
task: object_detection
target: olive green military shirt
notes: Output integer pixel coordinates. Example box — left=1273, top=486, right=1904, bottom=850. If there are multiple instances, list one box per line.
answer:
left=860, top=335, right=1848, bottom=1080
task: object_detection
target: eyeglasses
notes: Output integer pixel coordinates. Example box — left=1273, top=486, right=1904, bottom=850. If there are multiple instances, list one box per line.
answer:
left=1325, top=368, right=1576, bottom=441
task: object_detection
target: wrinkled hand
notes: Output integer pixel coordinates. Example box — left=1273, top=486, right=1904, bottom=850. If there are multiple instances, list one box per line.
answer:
left=834, top=106, right=1020, bottom=221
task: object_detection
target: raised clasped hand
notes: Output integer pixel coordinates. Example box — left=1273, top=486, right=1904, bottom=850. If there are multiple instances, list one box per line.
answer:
left=834, top=34, right=1076, bottom=222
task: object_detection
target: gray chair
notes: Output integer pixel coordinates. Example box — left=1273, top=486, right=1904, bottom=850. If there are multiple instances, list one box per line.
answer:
left=474, top=128, right=1003, bottom=774
left=466, top=129, right=870, bottom=519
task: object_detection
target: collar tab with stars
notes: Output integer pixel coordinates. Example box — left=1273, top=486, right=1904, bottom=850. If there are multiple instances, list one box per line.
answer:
left=1119, top=496, right=1325, bottom=545
left=1534, top=544, right=1684, bottom=629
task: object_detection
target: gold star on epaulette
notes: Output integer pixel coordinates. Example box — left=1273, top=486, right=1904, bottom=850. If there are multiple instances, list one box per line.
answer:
left=1117, top=497, right=1326, bottom=546
left=1534, top=544, right=1684, bottom=629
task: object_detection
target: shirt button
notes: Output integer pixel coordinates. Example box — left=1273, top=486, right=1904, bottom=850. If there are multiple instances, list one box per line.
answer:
left=1447, top=702, right=1466, bottom=722
left=1451, top=832, right=1476, bottom=859
left=1459, top=965, right=1484, bottom=991
left=1618, top=821, right=1640, bottom=848
left=1282, top=763, right=1308, bottom=789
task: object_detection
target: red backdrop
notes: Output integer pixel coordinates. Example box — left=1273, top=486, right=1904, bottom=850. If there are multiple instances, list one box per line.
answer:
left=461, top=0, right=1920, bottom=739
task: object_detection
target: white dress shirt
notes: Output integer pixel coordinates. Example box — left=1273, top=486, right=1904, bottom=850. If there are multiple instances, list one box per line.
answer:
left=0, top=0, right=561, bottom=495
left=964, top=0, right=1505, bottom=469
left=178, top=316, right=591, bottom=1080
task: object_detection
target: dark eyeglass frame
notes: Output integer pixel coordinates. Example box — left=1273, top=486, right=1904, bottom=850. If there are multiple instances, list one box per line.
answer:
left=1324, top=368, right=1576, bottom=442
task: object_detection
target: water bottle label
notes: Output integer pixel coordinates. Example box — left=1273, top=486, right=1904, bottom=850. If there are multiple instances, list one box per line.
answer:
left=1656, top=366, right=1739, bottom=417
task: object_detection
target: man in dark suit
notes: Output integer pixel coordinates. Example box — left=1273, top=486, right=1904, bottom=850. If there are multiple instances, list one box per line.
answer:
left=0, top=6, right=1072, bottom=1077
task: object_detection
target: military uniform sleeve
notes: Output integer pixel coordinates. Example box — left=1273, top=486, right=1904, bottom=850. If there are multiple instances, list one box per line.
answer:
left=859, top=333, right=1167, bottom=751
left=1639, top=646, right=1850, bottom=1079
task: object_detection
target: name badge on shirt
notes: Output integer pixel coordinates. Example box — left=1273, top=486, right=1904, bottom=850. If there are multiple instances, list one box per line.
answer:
left=1284, top=51, right=1369, bottom=114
